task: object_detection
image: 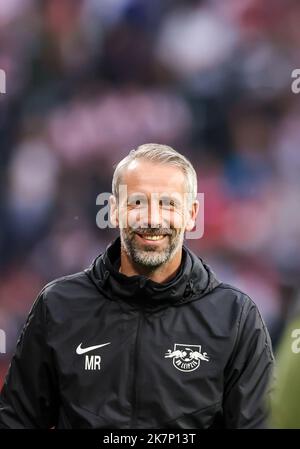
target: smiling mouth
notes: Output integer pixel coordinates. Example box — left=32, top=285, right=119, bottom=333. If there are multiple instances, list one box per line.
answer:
left=135, top=233, right=168, bottom=242
left=139, top=235, right=165, bottom=241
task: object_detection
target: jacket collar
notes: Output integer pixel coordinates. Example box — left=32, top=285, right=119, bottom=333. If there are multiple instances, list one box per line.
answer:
left=85, top=236, right=220, bottom=311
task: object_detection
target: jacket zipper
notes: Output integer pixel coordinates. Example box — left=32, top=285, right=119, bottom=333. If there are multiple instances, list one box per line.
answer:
left=130, top=309, right=143, bottom=428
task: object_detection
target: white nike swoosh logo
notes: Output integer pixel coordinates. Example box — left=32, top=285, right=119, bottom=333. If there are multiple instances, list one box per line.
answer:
left=76, top=342, right=111, bottom=355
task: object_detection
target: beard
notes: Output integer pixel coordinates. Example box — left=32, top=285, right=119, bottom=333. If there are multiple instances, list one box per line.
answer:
left=120, top=226, right=185, bottom=268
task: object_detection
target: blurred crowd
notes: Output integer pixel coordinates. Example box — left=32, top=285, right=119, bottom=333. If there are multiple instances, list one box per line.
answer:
left=1, top=0, right=300, bottom=386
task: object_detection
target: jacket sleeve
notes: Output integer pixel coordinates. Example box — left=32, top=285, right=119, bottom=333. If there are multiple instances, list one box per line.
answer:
left=0, top=291, right=59, bottom=428
left=223, top=297, right=275, bottom=429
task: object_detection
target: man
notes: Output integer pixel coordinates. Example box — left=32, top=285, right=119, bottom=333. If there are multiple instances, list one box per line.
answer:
left=0, top=143, right=274, bottom=428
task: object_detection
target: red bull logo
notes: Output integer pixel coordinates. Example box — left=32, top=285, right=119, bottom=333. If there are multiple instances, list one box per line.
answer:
left=164, top=343, right=209, bottom=372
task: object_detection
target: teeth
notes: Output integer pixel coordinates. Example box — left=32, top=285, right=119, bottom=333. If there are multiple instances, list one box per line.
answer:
left=140, top=235, right=165, bottom=241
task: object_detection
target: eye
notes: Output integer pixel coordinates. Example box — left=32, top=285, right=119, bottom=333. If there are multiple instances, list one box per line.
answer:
left=159, top=198, right=175, bottom=207
left=127, top=195, right=147, bottom=208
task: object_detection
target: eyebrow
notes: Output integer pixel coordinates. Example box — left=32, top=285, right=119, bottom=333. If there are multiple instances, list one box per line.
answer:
left=127, top=193, right=147, bottom=201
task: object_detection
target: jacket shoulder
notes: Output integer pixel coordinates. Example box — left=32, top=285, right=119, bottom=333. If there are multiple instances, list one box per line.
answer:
left=35, top=271, right=100, bottom=324
left=39, top=271, right=95, bottom=307
left=215, top=282, right=257, bottom=311
left=209, top=282, right=267, bottom=336
left=216, top=282, right=274, bottom=358
left=40, top=271, right=88, bottom=295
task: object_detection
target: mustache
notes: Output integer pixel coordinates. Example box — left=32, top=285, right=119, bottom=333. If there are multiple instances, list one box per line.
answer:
left=132, top=228, right=174, bottom=236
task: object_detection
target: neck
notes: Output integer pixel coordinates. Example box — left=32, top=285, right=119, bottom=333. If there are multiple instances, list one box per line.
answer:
left=119, top=246, right=183, bottom=283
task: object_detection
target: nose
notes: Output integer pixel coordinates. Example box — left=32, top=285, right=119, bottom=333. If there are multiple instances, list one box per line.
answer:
left=148, top=198, right=161, bottom=228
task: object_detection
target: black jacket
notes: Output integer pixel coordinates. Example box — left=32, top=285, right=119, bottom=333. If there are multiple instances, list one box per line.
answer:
left=0, top=236, right=274, bottom=429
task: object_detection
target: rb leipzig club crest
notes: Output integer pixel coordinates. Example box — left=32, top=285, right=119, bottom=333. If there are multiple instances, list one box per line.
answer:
left=164, top=343, right=210, bottom=372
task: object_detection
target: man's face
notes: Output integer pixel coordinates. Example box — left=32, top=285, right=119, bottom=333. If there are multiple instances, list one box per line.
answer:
left=110, top=160, right=198, bottom=268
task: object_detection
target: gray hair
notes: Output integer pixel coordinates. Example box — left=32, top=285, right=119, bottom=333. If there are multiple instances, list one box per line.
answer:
left=112, top=143, right=197, bottom=206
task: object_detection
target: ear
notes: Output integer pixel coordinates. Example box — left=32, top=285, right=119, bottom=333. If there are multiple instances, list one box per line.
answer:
left=109, top=195, right=119, bottom=228
left=185, top=200, right=200, bottom=232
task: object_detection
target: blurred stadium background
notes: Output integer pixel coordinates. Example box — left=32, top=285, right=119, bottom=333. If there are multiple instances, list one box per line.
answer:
left=1, top=0, right=300, bottom=387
